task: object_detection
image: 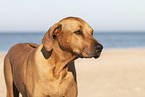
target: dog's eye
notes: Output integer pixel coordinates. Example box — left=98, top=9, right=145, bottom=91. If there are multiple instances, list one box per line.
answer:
left=74, top=30, right=82, bottom=35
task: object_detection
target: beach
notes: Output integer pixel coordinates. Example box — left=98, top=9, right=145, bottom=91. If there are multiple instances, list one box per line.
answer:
left=0, top=48, right=145, bottom=97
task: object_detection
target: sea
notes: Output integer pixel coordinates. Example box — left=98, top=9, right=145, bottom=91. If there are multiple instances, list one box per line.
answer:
left=0, top=32, right=145, bottom=52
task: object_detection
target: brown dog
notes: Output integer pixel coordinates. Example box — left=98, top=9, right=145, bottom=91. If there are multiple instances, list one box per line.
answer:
left=4, top=17, right=103, bottom=97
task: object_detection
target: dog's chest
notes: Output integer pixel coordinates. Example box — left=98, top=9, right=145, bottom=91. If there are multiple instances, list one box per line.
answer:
left=41, top=72, right=76, bottom=97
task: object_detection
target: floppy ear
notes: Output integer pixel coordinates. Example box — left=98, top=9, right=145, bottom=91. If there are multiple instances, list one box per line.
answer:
left=42, top=23, right=62, bottom=51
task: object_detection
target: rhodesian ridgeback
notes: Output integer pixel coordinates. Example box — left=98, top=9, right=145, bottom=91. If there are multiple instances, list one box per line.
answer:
left=4, top=17, right=103, bottom=97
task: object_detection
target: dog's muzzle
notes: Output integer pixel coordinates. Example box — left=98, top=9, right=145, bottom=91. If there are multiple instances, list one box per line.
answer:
left=77, top=43, right=103, bottom=58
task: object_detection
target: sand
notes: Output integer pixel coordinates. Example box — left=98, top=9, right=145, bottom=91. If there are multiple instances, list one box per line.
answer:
left=0, top=48, right=145, bottom=97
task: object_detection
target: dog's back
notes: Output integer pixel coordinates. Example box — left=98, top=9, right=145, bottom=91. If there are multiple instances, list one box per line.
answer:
left=4, top=43, right=38, bottom=97
left=6, top=43, right=38, bottom=69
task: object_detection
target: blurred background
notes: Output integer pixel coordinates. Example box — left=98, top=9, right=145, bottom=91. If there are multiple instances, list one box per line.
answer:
left=0, top=0, right=145, bottom=52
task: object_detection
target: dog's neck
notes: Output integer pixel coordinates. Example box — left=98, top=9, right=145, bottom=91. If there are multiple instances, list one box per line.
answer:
left=36, top=42, right=77, bottom=80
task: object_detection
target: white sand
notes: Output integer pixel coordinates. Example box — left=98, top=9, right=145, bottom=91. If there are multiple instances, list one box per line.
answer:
left=1, top=48, right=145, bottom=97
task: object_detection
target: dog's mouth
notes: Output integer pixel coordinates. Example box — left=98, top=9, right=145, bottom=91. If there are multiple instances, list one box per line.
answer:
left=78, top=50, right=102, bottom=59
left=93, top=52, right=102, bottom=59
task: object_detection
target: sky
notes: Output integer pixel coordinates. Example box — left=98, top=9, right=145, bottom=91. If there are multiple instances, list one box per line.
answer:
left=0, top=0, right=145, bottom=32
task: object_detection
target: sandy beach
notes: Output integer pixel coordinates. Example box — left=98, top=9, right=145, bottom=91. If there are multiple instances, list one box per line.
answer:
left=0, top=48, right=145, bottom=97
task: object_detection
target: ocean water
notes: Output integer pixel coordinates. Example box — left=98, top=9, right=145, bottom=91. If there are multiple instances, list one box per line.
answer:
left=0, top=32, right=145, bottom=52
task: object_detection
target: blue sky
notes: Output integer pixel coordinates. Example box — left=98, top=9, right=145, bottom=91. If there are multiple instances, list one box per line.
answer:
left=0, top=0, right=145, bottom=32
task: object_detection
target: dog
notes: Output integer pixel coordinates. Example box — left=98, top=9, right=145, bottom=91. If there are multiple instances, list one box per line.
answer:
left=4, top=17, right=103, bottom=97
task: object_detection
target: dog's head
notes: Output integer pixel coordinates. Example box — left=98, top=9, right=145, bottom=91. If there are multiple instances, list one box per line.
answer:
left=42, top=17, right=103, bottom=58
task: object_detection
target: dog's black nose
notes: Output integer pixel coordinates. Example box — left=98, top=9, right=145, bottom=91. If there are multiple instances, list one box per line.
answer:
left=93, top=44, right=103, bottom=52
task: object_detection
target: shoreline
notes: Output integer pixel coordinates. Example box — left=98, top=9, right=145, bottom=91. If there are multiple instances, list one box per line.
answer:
left=1, top=48, right=145, bottom=97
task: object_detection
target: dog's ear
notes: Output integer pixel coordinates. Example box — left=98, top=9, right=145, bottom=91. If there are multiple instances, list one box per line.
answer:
left=42, top=23, right=62, bottom=51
